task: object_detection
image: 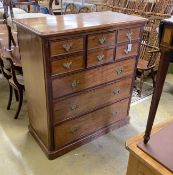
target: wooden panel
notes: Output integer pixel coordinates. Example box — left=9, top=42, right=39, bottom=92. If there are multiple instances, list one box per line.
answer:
left=87, top=48, right=114, bottom=68
left=51, top=54, right=84, bottom=75
left=14, top=12, right=147, bottom=37
left=53, top=77, right=132, bottom=123
left=117, top=27, right=141, bottom=43
left=50, top=37, right=84, bottom=56
left=17, top=28, right=49, bottom=148
left=88, top=31, right=116, bottom=49
left=116, top=42, right=138, bottom=60
left=52, top=58, right=135, bottom=99
left=54, top=98, right=129, bottom=148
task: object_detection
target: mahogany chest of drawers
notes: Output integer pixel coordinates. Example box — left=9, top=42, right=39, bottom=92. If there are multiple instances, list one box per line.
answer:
left=15, top=11, right=147, bottom=159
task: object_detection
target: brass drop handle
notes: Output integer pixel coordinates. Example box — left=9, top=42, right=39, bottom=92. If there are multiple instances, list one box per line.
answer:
left=62, top=42, right=73, bottom=52
left=126, top=32, right=133, bottom=43
left=124, top=49, right=129, bottom=54
left=116, top=67, right=124, bottom=74
left=70, top=127, right=80, bottom=134
left=112, top=111, right=118, bottom=116
left=99, top=35, right=106, bottom=45
left=71, top=104, right=79, bottom=111
left=63, top=61, right=72, bottom=69
left=71, top=80, right=80, bottom=88
left=113, top=88, right=120, bottom=95
left=97, top=54, right=104, bottom=61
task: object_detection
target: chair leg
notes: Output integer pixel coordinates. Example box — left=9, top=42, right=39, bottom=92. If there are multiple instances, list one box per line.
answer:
left=151, top=68, right=156, bottom=88
left=14, top=90, right=23, bottom=119
left=7, top=85, right=13, bottom=110
left=14, top=89, right=19, bottom=101
left=7, top=26, right=16, bottom=50
left=138, top=73, right=144, bottom=97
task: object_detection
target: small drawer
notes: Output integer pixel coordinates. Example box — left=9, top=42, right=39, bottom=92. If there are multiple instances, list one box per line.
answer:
left=87, top=48, right=114, bottom=68
left=88, top=31, right=116, bottom=49
left=51, top=54, right=84, bottom=75
left=54, top=98, right=129, bottom=148
left=116, top=42, right=138, bottom=60
left=53, top=77, right=132, bottom=123
left=50, top=37, right=84, bottom=56
left=117, top=27, right=141, bottom=43
left=52, top=58, right=135, bottom=98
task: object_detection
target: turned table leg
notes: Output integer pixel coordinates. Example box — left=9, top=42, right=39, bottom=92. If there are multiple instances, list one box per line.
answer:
left=144, top=51, right=171, bottom=144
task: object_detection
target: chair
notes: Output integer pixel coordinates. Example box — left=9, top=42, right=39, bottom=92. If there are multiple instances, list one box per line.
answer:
left=64, top=3, right=78, bottom=14
left=112, top=0, right=127, bottom=13
left=79, top=6, right=90, bottom=13
left=0, top=56, right=24, bottom=119
left=136, top=39, right=160, bottom=96
left=2, top=0, right=51, bottom=50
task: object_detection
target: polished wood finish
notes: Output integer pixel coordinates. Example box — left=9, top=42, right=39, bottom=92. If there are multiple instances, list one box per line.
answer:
left=15, top=12, right=146, bottom=159
left=88, top=31, right=116, bottom=49
left=126, top=119, right=173, bottom=175
left=117, top=27, right=141, bottom=43
left=144, top=17, right=173, bottom=144
left=116, top=42, right=139, bottom=60
left=87, top=47, right=114, bottom=67
left=52, top=58, right=136, bottom=98
left=51, top=53, right=84, bottom=75
left=55, top=98, right=130, bottom=148
left=50, top=37, right=84, bottom=56
left=53, top=77, right=132, bottom=124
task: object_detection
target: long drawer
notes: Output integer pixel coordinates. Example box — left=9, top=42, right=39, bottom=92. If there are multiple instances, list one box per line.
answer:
left=52, top=58, right=135, bottom=99
left=54, top=98, right=129, bottom=148
left=53, top=77, right=132, bottom=123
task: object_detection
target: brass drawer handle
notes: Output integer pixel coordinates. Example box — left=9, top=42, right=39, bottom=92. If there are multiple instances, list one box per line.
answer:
left=71, top=80, right=80, bottom=89
left=124, top=49, right=130, bottom=55
left=62, top=42, right=73, bottom=52
left=71, top=104, right=79, bottom=111
left=112, top=111, right=118, bottom=116
left=126, top=32, right=133, bottom=42
left=116, top=67, right=124, bottom=74
left=113, top=88, right=120, bottom=95
left=97, top=54, right=104, bottom=61
left=70, top=127, right=80, bottom=134
left=99, top=35, right=106, bottom=45
left=63, top=61, right=72, bottom=69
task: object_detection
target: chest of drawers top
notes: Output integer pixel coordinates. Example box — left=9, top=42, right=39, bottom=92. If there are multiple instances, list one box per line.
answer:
left=14, top=11, right=147, bottom=37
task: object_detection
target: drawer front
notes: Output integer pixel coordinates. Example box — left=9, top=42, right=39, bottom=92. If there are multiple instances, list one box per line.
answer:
left=50, top=37, right=84, bottom=56
left=54, top=98, right=129, bottom=148
left=87, top=48, right=114, bottom=68
left=117, top=27, right=141, bottom=43
left=88, top=31, right=116, bottom=49
left=52, top=58, right=135, bottom=99
left=51, top=54, right=84, bottom=75
left=116, top=43, right=138, bottom=60
left=53, top=77, right=132, bottom=123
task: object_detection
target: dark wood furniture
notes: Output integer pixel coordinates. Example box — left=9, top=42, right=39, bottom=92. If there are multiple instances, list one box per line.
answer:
left=144, top=16, right=173, bottom=144
left=0, top=56, right=24, bottom=119
left=14, top=11, right=147, bottom=159
left=126, top=119, right=173, bottom=175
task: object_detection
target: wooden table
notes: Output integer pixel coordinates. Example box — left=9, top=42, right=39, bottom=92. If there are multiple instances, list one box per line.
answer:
left=144, top=16, right=173, bottom=144
left=14, top=11, right=147, bottom=159
left=126, top=120, right=173, bottom=175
